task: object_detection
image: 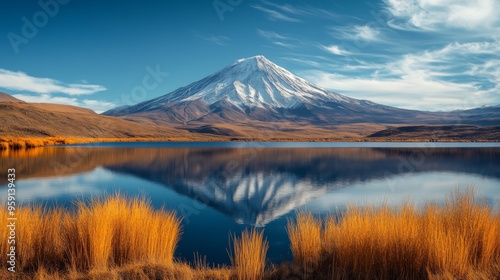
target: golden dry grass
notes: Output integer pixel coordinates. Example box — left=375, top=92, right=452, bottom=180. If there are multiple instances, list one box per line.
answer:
left=0, top=137, right=66, bottom=150
left=0, top=195, right=182, bottom=277
left=1, top=190, right=498, bottom=279
left=0, top=137, right=177, bottom=150
left=66, top=195, right=182, bottom=271
left=229, top=229, right=269, bottom=280
left=285, top=189, right=500, bottom=280
left=287, top=212, right=322, bottom=275
left=0, top=205, right=66, bottom=273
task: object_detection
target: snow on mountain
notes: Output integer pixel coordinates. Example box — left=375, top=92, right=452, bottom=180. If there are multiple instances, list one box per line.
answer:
left=105, top=55, right=359, bottom=115
left=105, top=55, right=464, bottom=125
left=165, top=55, right=353, bottom=109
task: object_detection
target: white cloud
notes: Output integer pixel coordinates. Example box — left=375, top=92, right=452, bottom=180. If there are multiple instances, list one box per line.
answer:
left=13, top=93, right=78, bottom=105
left=259, top=1, right=341, bottom=19
left=323, top=45, right=350, bottom=56
left=304, top=71, right=490, bottom=110
left=272, top=41, right=296, bottom=48
left=250, top=4, right=302, bottom=22
left=385, top=0, right=500, bottom=32
left=330, top=25, right=381, bottom=42
left=81, top=99, right=118, bottom=113
left=13, top=93, right=116, bottom=113
left=257, top=29, right=291, bottom=41
left=353, top=25, right=380, bottom=41
left=256, top=29, right=304, bottom=49
left=252, top=1, right=341, bottom=22
left=0, top=69, right=106, bottom=95
left=199, top=35, right=230, bottom=46
left=281, top=57, right=322, bottom=67
left=466, top=60, right=500, bottom=88
left=302, top=41, right=500, bottom=110
left=0, top=68, right=113, bottom=112
left=437, top=41, right=500, bottom=55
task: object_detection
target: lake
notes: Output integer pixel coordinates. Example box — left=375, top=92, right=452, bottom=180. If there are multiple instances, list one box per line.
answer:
left=1, top=142, right=499, bottom=265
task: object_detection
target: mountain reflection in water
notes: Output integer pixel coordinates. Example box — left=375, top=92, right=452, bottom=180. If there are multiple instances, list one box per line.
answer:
left=2, top=146, right=499, bottom=226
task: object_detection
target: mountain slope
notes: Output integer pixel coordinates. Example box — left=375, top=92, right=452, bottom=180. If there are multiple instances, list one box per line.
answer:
left=103, top=55, right=411, bottom=124
left=104, top=56, right=499, bottom=127
left=0, top=95, right=186, bottom=139
left=136, top=55, right=355, bottom=110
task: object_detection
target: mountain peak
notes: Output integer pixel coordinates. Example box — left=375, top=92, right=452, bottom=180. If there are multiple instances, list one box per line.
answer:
left=230, top=55, right=277, bottom=73
left=234, top=55, right=269, bottom=64
left=104, top=55, right=355, bottom=116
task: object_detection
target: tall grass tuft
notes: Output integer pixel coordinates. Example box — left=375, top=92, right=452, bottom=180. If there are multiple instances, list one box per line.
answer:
left=287, top=212, right=322, bottom=275
left=229, top=229, right=269, bottom=280
left=423, top=189, right=499, bottom=277
left=64, top=194, right=182, bottom=271
left=1, top=205, right=66, bottom=273
left=1, top=190, right=498, bottom=279
left=287, top=189, right=500, bottom=279
left=0, top=194, right=182, bottom=275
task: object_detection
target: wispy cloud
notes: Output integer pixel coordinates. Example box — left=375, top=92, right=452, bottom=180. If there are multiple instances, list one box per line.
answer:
left=252, top=0, right=344, bottom=22
left=437, top=41, right=500, bottom=55
left=353, top=25, right=380, bottom=41
left=199, top=35, right=230, bottom=46
left=257, top=29, right=292, bottom=41
left=251, top=4, right=302, bottom=22
left=304, top=71, right=491, bottom=110
left=384, top=0, right=500, bottom=33
left=302, top=41, right=500, bottom=110
left=260, top=1, right=341, bottom=19
left=322, top=45, right=351, bottom=56
left=330, top=24, right=382, bottom=42
left=0, top=69, right=106, bottom=96
left=280, top=57, right=322, bottom=68
left=256, top=29, right=303, bottom=49
left=279, top=54, right=336, bottom=69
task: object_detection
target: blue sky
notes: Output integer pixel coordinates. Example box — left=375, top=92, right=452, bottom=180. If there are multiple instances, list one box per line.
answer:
left=1, top=0, right=499, bottom=112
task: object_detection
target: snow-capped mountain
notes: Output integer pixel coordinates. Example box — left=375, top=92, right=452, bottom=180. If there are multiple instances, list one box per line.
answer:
left=107, top=56, right=352, bottom=113
left=141, top=55, right=356, bottom=110
left=104, top=55, right=499, bottom=126
left=104, top=55, right=427, bottom=124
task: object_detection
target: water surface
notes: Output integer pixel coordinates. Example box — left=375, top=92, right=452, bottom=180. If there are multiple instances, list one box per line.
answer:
left=1, top=143, right=499, bottom=265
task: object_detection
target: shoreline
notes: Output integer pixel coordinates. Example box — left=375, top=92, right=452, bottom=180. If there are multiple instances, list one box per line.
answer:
left=1, top=136, right=499, bottom=150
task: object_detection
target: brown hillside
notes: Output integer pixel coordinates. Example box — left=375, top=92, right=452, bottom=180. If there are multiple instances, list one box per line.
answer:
left=368, top=125, right=500, bottom=141
left=0, top=92, right=497, bottom=143
left=0, top=101, right=185, bottom=139
left=0, top=92, right=24, bottom=102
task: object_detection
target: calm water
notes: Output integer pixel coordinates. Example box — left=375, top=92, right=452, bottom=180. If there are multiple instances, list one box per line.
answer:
left=1, top=143, right=499, bottom=265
